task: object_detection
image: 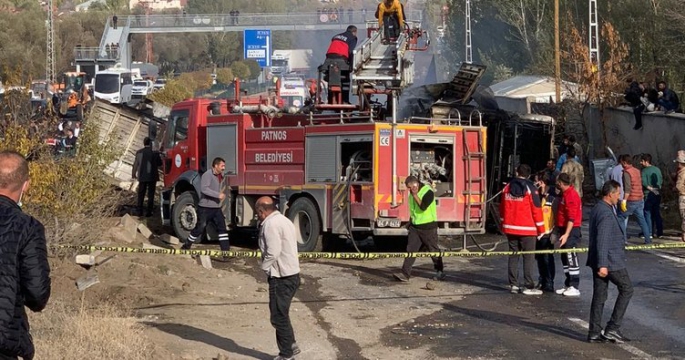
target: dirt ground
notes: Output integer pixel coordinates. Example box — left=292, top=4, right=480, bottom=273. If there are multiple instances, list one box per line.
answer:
left=32, top=210, right=492, bottom=360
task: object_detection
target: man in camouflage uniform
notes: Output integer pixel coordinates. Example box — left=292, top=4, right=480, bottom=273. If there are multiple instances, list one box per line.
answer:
left=561, top=148, right=585, bottom=198
left=674, top=150, right=685, bottom=242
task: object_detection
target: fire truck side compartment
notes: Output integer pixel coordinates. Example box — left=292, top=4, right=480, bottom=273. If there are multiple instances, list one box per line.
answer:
left=206, top=123, right=238, bottom=175
left=306, top=135, right=338, bottom=182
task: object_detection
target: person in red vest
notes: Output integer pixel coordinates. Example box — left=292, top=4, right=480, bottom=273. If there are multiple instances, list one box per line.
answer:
left=500, top=164, right=545, bottom=295
left=617, top=155, right=652, bottom=244
left=555, top=173, right=583, bottom=297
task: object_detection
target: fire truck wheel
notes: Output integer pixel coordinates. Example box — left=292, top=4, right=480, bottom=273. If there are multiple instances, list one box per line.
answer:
left=172, top=192, right=199, bottom=242
left=286, top=198, right=322, bottom=252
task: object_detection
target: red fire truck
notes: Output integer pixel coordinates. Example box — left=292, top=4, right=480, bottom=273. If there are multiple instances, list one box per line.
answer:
left=160, top=22, right=488, bottom=251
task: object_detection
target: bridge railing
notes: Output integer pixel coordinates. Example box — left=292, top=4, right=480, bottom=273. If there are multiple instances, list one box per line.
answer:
left=74, top=46, right=124, bottom=61
left=124, top=10, right=422, bottom=29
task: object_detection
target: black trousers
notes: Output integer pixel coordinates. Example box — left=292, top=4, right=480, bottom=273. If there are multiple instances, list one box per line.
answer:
left=559, top=227, right=581, bottom=288
left=632, top=105, right=644, bottom=129
left=507, top=235, right=536, bottom=289
left=402, top=226, right=443, bottom=277
left=269, top=274, right=300, bottom=357
left=137, top=181, right=156, bottom=215
left=188, top=207, right=229, bottom=250
left=588, top=268, right=633, bottom=336
left=0, top=351, right=18, bottom=360
left=383, top=14, right=400, bottom=40
left=535, top=235, right=556, bottom=289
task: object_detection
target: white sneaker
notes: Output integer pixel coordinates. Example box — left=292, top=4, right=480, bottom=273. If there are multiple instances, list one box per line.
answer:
left=510, top=285, right=521, bottom=294
left=522, top=288, right=543, bottom=295
left=562, top=286, right=581, bottom=297
left=555, top=287, right=568, bottom=295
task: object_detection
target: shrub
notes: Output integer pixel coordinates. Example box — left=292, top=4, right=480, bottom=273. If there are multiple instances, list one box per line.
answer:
left=0, top=100, right=122, bottom=244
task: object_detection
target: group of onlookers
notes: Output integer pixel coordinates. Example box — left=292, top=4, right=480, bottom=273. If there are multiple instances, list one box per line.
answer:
left=624, top=80, right=681, bottom=130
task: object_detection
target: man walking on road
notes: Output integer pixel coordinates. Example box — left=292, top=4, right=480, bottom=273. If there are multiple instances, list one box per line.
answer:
left=555, top=173, right=582, bottom=297
left=587, top=180, right=633, bottom=344
left=181, top=157, right=230, bottom=251
left=394, top=176, right=445, bottom=282
left=256, top=196, right=301, bottom=360
left=500, top=164, right=545, bottom=295
left=0, top=151, right=51, bottom=360
left=132, top=137, right=161, bottom=217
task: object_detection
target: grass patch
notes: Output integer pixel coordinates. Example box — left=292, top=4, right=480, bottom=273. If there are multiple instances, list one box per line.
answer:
left=30, top=300, right=157, bottom=360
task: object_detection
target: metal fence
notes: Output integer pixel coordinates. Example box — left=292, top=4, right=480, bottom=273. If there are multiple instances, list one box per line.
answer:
left=124, top=10, right=422, bottom=29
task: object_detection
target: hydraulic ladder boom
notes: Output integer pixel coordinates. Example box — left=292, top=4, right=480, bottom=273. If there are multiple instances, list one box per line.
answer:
left=351, top=20, right=428, bottom=95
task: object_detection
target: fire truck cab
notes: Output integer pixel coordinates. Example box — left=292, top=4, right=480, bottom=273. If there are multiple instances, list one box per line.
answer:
left=160, top=19, right=488, bottom=252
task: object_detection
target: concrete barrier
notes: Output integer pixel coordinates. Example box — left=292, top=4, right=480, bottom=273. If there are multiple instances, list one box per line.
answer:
left=584, top=105, right=685, bottom=178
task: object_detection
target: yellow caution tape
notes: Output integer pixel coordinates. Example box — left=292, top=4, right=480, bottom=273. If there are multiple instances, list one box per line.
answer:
left=50, top=242, right=685, bottom=259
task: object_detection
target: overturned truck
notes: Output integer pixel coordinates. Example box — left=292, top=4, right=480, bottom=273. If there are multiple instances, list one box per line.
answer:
left=399, top=63, right=555, bottom=231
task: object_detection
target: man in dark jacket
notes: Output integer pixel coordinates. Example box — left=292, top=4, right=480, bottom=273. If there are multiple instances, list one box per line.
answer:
left=624, top=80, right=645, bottom=130
left=0, top=150, right=51, bottom=360
left=587, top=180, right=633, bottom=344
left=132, top=137, right=162, bottom=217
left=657, top=81, right=680, bottom=113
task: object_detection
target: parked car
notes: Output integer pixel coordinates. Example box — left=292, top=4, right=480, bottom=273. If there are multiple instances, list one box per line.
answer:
left=153, top=78, right=167, bottom=91
left=131, top=80, right=154, bottom=98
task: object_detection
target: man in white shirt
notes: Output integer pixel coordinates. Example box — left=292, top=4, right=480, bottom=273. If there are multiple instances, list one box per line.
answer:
left=256, top=196, right=301, bottom=360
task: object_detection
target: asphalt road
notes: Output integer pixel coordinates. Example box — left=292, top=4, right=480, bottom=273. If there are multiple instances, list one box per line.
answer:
left=201, top=214, right=685, bottom=359
left=377, top=240, right=685, bottom=360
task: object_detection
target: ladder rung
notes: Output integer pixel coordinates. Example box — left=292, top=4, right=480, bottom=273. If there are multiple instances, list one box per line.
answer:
left=467, top=177, right=484, bottom=182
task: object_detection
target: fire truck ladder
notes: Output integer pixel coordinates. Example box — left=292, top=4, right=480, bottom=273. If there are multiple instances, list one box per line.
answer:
left=458, top=116, right=497, bottom=252
left=352, top=30, right=412, bottom=89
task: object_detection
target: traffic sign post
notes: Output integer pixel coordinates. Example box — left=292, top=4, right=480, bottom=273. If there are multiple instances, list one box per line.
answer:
left=243, top=29, right=271, bottom=68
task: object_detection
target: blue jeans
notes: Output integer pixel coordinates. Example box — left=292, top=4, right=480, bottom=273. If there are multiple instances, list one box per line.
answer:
left=618, top=200, right=652, bottom=244
left=658, top=99, right=677, bottom=111
left=643, top=193, right=663, bottom=237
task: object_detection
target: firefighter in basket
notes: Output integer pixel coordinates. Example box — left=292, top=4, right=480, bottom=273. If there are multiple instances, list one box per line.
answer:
left=376, top=0, right=405, bottom=44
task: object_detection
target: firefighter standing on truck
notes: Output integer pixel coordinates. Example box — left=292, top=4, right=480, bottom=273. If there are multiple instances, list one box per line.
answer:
left=324, top=25, right=357, bottom=104
left=377, top=0, right=404, bottom=43
left=181, top=157, right=230, bottom=252
left=500, top=164, right=545, bottom=295
left=394, top=176, right=446, bottom=282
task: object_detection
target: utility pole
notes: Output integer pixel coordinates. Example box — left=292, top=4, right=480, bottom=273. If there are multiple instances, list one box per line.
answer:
left=465, top=0, right=472, bottom=63
left=46, top=0, right=56, bottom=84
left=554, top=0, right=561, bottom=103
left=589, top=0, right=600, bottom=78
left=145, top=4, right=154, bottom=63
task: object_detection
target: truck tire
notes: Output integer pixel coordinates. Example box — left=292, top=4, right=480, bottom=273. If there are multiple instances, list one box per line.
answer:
left=172, top=192, right=199, bottom=242
left=76, top=104, right=84, bottom=121
left=287, top=198, right=321, bottom=252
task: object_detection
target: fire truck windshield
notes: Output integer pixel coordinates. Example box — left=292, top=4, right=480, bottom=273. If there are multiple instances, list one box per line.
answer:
left=164, top=109, right=189, bottom=149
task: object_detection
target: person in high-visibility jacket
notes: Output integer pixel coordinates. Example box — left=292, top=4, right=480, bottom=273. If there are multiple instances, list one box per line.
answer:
left=394, top=175, right=445, bottom=282
left=534, top=171, right=556, bottom=293
left=377, top=0, right=404, bottom=42
left=500, top=164, right=545, bottom=295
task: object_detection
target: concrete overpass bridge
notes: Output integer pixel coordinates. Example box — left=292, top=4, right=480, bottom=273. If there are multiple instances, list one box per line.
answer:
left=74, top=10, right=422, bottom=74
